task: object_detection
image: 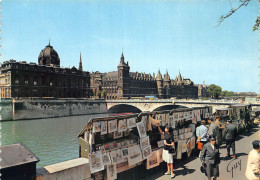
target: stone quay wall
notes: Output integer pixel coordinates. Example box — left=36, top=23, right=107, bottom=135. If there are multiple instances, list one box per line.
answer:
left=0, top=99, right=107, bottom=121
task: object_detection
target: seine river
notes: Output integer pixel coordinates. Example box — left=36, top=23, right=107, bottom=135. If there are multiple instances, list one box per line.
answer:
left=1, top=114, right=108, bottom=167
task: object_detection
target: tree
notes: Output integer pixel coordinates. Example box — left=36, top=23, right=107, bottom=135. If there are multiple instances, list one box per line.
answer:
left=101, top=89, right=107, bottom=99
left=207, top=84, right=222, bottom=99
left=218, top=0, right=259, bottom=31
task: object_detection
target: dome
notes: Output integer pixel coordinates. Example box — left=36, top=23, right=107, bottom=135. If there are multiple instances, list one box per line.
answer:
left=38, top=42, right=60, bottom=66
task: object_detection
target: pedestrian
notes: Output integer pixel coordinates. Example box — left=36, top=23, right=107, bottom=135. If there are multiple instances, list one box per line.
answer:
left=196, top=120, right=208, bottom=156
left=245, top=109, right=250, bottom=131
left=245, top=140, right=260, bottom=180
left=157, top=124, right=176, bottom=178
left=200, top=136, right=221, bottom=180
left=224, top=120, right=237, bottom=158
left=207, top=116, right=221, bottom=146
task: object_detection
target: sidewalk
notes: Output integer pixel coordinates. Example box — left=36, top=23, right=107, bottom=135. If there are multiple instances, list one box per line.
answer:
left=154, top=127, right=260, bottom=180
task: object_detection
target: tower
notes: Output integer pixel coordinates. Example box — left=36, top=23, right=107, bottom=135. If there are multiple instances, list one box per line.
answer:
left=79, top=53, right=83, bottom=71
left=163, top=69, right=171, bottom=98
left=117, top=53, right=130, bottom=98
left=156, top=69, right=163, bottom=98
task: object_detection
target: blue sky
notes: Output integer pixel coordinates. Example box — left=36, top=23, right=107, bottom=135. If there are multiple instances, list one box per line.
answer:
left=1, top=0, right=259, bottom=93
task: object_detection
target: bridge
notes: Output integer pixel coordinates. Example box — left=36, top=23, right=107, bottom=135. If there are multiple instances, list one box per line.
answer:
left=105, top=99, right=260, bottom=113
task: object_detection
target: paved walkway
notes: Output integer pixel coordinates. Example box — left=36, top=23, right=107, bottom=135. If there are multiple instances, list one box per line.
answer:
left=154, top=127, right=260, bottom=180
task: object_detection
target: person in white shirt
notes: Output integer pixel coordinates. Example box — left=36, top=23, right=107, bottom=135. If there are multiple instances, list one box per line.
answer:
left=245, top=140, right=260, bottom=180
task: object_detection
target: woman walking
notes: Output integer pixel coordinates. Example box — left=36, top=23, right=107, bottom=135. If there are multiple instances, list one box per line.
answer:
left=158, top=124, right=175, bottom=178
left=200, top=136, right=221, bottom=180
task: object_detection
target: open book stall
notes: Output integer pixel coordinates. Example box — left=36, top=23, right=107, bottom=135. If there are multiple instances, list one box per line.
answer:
left=78, top=106, right=212, bottom=180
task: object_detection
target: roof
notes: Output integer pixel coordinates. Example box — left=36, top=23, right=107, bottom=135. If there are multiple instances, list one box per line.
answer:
left=0, top=143, right=39, bottom=169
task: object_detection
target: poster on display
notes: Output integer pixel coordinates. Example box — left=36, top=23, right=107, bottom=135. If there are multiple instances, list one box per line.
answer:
left=146, top=150, right=159, bottom=169
left=191, top=136, right=196, bottom=149
left=157, top=148, right=163, bottom=163
left=121, top=148, right=129, bottom=158
left=186, top=139, right=192, bottom=158
left=157, top=140, right=164, bottom=148
left=140, top=136, right=150, bottom=149
left=107, top=164, right=117, bottom=180
left=141, top=116, right=148, bottom=131
left=101, top=121, right=107, bottom=135
left=110, top=149, right=123, bottom=164
left=196, top=110, right=201, bottom=122
left=173, top=113, right=179, bottom=121
left=184, top=111, right=189, bottom=119
left=189, top=111, right=193, bottom=120
left=205, top=112, right=209, bottom=118
left=179, top=112, right=184, bottom=120
left=127, top=117, right=136, bottom=128
left=192, top=110, right=196, bottom=124
left=113, top=131, right=123, bottom=139
left=142, top=145, right=152, bottom=159
left=176, top=140, right=182, bottom=159
left=118, top=119, right=127, bottom=132
left=189, top=124, right=196, bottom=133
left=102, top=153, right=111, bottom=166
left=173, top=130, right=178, bottom=142
left=161, top=114, right=166, bottom=126
left=108, top=120, right=118, bottom=133
left=136, top=122, right=147, bottom=138
left=169, top=115, right=175, bottom=128
left=182, top=140, right=187, bottom=153
left=165, top=113, right=170, bottom=125
left=93, top=122, right=101, bottom=133
left=128, top=145, right=143, bottom=166
left=89, top=151, right=104, bottom=174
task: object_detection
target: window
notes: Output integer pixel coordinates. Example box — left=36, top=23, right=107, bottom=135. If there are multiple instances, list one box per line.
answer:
left=25, top=80, right=29, bottom=84
left=50, top=82, right=53, bottom=86
left=15, top=79, right=19, bottom=84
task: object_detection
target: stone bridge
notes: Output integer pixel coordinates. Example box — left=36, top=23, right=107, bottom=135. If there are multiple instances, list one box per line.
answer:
left=105, top=100, right=256, bottom=113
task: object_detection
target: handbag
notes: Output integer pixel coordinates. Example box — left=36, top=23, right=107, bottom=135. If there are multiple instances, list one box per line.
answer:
left=168, top=146, right=176, bottom=154
left=197, top=142, right=203, bottom=150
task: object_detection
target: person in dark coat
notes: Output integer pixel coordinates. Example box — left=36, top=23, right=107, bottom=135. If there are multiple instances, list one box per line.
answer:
left=200, top=136, right=220, bottom=180
left=207, top=117, right=221, bottom=146
left=224, top=120, right=237, bottom=158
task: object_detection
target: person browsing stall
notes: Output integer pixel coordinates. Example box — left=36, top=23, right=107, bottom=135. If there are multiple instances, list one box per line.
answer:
left=224, top=120, right=237, bottom=158
left=157, top=124, right=176, bottom=178
left=196, top=120, right=208, bottom=156
left=200, top=136, right=221, bottom=180
left=207, top=116, right=221, bottom=146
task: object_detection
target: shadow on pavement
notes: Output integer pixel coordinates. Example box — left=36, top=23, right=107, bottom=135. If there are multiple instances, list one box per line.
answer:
left=174, top=165, right=196, bottom=176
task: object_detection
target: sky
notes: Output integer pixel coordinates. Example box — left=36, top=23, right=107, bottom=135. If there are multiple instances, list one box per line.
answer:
left=1, top=0, right=259, bottom=93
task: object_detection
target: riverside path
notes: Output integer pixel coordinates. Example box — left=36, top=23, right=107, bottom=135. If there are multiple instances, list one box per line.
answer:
left=151, top=127, right=260, bottom=180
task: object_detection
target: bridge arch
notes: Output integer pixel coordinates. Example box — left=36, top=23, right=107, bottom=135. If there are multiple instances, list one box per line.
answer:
left=107, top=104, right=142, bottom=113
left=152, top=104, right=187, bottom=112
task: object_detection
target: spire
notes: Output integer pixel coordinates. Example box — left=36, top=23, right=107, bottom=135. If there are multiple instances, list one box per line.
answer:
left=79, top=52, right=83, bottom=71
left=164, top=69, right=170, bottom=81
left=120, top=52, right=125, bottom=63
left=156, top=69, right=162, bottom=80
left=177, top=70, right=182, bottom=81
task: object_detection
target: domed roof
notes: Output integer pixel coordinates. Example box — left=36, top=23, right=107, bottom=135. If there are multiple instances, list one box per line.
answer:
left=38, top=41, right=60, bottom=66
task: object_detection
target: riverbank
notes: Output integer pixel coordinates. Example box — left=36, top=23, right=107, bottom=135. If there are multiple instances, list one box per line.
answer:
left=0, top=99, right=107, bottom=121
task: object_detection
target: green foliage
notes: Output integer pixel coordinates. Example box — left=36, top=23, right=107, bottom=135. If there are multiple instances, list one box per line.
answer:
left=207, top=84, right=222, bottom=99
left=221, top=90, right=234, bottom=97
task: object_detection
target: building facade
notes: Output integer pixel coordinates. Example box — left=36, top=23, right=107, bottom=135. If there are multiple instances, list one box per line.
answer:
left=0, top=43, right=90, bottom=98
left=91, top=53, right=202, bottom=99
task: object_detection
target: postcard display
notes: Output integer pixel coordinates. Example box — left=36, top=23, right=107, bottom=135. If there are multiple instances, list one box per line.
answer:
left=80, top=107, right=212, bottom=178
left=86, top=116, right=156, bottom=180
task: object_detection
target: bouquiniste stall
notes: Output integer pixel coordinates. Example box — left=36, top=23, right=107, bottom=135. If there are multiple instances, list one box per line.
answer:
left=78, top=106, right=212, bottom=180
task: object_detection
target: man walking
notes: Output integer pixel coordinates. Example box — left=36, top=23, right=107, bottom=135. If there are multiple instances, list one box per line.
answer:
left=224, top=120, right=237, bottom=158
left=207, top=116, right=221, bottom=146
left=245, top=140, right=260, bottom=180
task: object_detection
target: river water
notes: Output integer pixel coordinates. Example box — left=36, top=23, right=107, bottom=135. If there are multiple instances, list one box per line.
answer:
left=1, top=114, right=108, bottom=168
